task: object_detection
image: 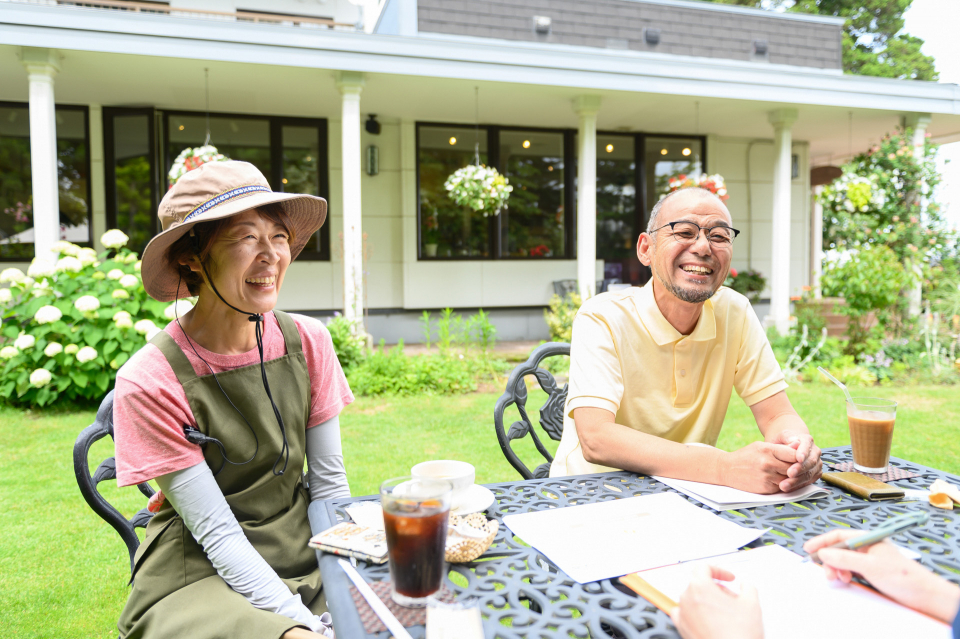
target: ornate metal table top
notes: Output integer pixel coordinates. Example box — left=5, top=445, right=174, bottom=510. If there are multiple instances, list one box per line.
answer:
left=309, top=447, right=960, bottom=639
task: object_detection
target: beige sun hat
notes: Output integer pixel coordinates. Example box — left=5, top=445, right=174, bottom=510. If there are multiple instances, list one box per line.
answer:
left=140, top=160, right=327, bottom=302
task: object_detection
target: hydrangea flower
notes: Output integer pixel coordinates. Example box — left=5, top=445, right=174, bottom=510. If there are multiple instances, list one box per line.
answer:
left=101, top=229, right=130, bottom=249
left=78, top=248, right=98, bottom=266
left=0, top=346, right=18, bottom=360
left=112, top=289, right=130, bottom=300
left=164, top=299, right=195, bottom=320
left=134, top=260, right=142, bottom=272
left=0, top=268, right=25, bottom=284
left=51, top=241, right=81, bottom=256
left=134, top=319, right=158, bottom=335
left=92, top=271, right=106, bottom=280
left=107, top=269, right=124, bottom=280
left=120, top=274, right=140, bottom=289
left=27, top=259, right=56, bottom=279
left=76, top=346, right=98, bottom=363
left=14, top=333, right=36, bottom=350
left=30, top=368, right=52, bottom=388
left=34, top=305, right=62, bottom=324
left=0, top=288, right=12, bottom=303
left=123, top=253, right=139, bottom=265
left=30, top=279, right=53, bottom=298
left=114, top=310, right=132, bottom=324
left=74, top=295, right=101, bottom=314
left=55, top=256, right=83, bottom=273
left=115, top=314, right=134, bottom=329
left=64, top=344, right=79, bottom=355
left=44, top=342, right=64, bottom=357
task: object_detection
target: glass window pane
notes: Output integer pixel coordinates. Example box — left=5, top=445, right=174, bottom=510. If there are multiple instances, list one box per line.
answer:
left=167, top=115, right=271, bottom=187
left=418, top=126, right=489, bottom=258
left=0, top=106, right=89, bottom=260
left=500, top=130, right=565, bottom=258
left=596, top=134, right=636, bottom=281
left=645, top=137, right=703, bottom=215
left=113, top=115, right=154, bottom=255
left=282, top=125, right=323, bottom=255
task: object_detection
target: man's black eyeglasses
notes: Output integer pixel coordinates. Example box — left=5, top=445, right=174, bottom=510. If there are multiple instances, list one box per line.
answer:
left=649, top=221, right=741, bottom=247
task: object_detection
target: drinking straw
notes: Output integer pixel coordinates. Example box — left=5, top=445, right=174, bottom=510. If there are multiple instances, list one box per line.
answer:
left=817, top=366, right=854, bottom=404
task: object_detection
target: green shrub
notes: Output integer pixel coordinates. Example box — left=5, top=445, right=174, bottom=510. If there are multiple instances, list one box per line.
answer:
left=0, top=234, right=171, bottom=407
left=465, top=309, right=497, bottom=356
left=347, top=341, right=478, bottom=396
left=544, top=292, right=581, bottom=343
left=326, top=315, right=366, bottom=373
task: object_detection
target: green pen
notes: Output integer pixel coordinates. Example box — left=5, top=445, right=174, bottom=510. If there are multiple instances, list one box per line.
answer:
left=806, top=511, right=929, bottom=565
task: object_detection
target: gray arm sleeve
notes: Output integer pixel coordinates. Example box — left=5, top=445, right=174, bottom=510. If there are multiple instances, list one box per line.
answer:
left=305, top=415, right=351, bottom=501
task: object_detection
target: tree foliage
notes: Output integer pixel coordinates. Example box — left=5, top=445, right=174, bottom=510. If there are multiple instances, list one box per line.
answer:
left=703, top=0, right=937, bottom=81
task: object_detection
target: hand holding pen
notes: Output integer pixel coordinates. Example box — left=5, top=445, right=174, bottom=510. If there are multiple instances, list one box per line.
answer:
left=803, top=515, right=960, bottom=625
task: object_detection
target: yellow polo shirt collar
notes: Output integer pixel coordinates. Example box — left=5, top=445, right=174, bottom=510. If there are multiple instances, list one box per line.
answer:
left=633, top=281, right=717, bottom=345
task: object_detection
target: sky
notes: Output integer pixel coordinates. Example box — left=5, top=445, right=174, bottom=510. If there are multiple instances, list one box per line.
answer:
left=903, top=0, right=960, bottom=229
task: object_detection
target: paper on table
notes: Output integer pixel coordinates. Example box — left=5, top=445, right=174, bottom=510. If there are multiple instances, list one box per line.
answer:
left=345, top=501, right=385, bottom=530
left=653, top=476, right=830, bottom=511
left=502, top=492, right=765, bottom=584
left=633, top=544, right=950, bottom=639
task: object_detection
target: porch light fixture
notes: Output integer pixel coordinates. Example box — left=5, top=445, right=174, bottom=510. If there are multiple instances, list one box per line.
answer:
left=606, top=144, right=614, bottom=153
left=682, top=148, right=691, bottom=156
left=644, top=28, right=661, bottom=46
left=449, top=137, right=457, bottom=145
left=366, top=144, right=379, bottom=176
left=365, top=114, right=381, bottom=135
left=522, top=140, right=531, bottom=149
left=660, top=148, right=668, bottom=155
left=753, top=40, right=769, bottom=56
left=533, top=15, right=551, bottom=35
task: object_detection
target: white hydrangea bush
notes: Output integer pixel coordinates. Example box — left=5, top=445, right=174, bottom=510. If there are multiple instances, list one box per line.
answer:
left=0, top=232, right=175, bottom=407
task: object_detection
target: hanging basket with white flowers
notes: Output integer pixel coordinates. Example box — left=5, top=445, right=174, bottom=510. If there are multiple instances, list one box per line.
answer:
left=168, top=145, right=230, bottom=187
left=444, top=164, right=513, bottom=217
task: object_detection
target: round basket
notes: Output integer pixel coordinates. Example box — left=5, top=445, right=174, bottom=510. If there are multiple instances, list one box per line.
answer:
left=445, top=513, right=498, bottom=563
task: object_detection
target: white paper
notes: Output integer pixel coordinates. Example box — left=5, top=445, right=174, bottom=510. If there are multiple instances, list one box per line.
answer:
left=502, top=492, right=765, bottom=584
left=345, top=501, right=385, bottom=530
left=637, top=545, right=950, bottom=639
left=653, top=476, right=830, bottom=511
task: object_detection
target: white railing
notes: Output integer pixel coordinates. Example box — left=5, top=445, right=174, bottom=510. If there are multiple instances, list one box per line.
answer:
left=2, top=0, right=358, bottom=30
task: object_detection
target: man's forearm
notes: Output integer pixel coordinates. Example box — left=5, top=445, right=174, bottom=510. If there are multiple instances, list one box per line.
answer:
left=578, top=416, right=726, bottom=483
left=759, top=412, right=809, bottom=443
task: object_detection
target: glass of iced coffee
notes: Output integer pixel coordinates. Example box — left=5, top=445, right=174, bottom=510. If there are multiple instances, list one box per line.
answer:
left=380, top=476, right=452, bottom=607
left=846, top=397, right=898, bottom=473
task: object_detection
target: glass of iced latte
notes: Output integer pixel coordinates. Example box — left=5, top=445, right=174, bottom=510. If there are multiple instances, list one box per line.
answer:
left=846, top=398, right=898, bottom=473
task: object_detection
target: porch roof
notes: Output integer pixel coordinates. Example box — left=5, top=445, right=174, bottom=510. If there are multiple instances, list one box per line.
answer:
left=1, top=0, right=958, bottom=163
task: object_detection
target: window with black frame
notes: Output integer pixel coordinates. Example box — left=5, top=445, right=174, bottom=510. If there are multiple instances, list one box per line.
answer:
left=596, top=134, right=637, bottom=282
left=418, top=125, right=490, bottom=259
left=645, top=137, right=703, bottom=216
left=499, top=129, right=566, bottom=258
left=0, top=104, right=90, bottom=260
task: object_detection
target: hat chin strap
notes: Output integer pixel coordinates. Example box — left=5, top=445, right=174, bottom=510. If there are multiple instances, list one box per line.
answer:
left=197, top=258, right=290, bottom=477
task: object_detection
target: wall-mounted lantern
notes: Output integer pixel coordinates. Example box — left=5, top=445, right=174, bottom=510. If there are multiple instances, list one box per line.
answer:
left=366, top=145, right=379, bottom=176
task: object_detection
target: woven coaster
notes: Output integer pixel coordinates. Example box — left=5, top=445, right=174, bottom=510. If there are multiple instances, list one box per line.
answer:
left=348, top=580, right=457, bottom=633
left=827, top=462, right=923, bottom=483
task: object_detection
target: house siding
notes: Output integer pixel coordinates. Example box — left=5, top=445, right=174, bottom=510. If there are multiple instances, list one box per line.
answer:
left=417, top=0, right=843, bottom=70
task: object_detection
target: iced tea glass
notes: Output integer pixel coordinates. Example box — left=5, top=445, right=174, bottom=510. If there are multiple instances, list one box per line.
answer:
left=847, top=397, right=898, bottom=473
left=380, top=476, right=452, bottom=607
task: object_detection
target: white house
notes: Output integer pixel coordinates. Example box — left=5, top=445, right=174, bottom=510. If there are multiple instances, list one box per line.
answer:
left=1, top=0, right=958, bottom=341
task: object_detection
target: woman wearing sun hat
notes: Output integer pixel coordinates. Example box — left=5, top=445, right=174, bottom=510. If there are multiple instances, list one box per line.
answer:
left=112, top=160, right=354, bottom=639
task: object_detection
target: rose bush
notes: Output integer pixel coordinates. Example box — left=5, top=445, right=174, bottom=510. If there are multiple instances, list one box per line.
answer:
left=0, top=231, right=176, bottom=407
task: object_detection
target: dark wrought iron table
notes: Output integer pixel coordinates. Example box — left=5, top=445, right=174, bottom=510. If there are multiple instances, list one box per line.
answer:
left=307, top=447, right=960, bottom=639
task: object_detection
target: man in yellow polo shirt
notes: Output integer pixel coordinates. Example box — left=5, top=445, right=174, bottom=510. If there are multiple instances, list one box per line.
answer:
left=550, top=187, right=822, bottom=494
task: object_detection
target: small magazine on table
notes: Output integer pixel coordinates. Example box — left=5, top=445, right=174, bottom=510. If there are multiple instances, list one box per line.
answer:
left=308, top=522, right=388, bottom=564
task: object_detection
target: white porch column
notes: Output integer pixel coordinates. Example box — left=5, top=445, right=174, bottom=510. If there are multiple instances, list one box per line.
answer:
left=337, top=71, right=365, bottom=328
left=903, top=113, right=931, bottom=316
left=574, top=95, right=601, bottom=300
left=765, top=108, right=798, bottom=335
left=811, top=185, right=824, bottom=299
left=21, top=47, right=60, bottom=261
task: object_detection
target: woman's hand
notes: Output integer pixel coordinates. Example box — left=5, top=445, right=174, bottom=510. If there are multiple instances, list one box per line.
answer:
left=804, top=529, right=960, bottom=624
left=670, top=565, right=764, bottom=639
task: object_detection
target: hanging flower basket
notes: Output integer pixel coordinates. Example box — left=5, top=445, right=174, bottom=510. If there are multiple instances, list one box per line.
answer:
left=168, top=145, right=229, bottom=187
left=444, top=164, right=512, bottom=217
left=668, top=173, right=729, bottom=202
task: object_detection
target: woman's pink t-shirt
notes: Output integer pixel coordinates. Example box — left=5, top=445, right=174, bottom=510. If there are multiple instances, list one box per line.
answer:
left=113, top=312, right=354, bottom=487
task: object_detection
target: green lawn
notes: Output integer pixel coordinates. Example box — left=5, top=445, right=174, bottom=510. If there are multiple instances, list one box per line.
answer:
left=2, top=384, right=959, bottom=636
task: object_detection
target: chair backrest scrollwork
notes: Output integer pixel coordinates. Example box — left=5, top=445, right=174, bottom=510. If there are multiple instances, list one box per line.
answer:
left=494, top=342, right=570, bottom=479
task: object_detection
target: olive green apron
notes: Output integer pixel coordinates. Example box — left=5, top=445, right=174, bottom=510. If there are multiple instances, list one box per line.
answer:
left=118, top=311, right=324, bottom=639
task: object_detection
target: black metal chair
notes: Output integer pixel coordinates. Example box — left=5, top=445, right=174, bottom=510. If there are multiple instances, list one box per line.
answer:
left=73, top=390, right=155, bottom=573
left=494, top=341, right=570, bottom=479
